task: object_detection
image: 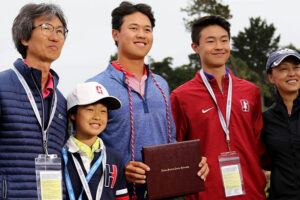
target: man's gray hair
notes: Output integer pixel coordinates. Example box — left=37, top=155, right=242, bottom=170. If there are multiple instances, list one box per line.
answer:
left=12, top=3, right=67, bottom=58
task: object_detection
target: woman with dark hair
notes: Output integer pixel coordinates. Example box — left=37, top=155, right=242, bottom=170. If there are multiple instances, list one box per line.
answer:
left=262, top=48, right=300, bottom=200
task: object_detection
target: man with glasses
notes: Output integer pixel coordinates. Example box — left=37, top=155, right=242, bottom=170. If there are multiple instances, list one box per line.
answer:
left=0, top=3, right=68, bottom=199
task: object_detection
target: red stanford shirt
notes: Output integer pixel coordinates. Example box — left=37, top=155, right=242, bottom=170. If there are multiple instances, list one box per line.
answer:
left=171, top=70, right=266, bottom=200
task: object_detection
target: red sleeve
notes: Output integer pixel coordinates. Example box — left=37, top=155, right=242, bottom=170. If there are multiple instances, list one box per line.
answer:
left=170, top=91, right=188, bottom=142
left=116, top=196, right=129, bottom=200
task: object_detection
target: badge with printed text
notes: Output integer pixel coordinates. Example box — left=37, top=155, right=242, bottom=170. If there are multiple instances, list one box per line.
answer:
left=35, top=154, right=62, bottom=200
left=40, top=171, right=62, bottom=200
left=218, top=151, right=245, bottom=197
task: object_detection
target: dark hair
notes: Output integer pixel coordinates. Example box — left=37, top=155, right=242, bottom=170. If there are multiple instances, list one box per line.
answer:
left=68, top=106, right=77, bottom=130
left=12, top=3, right=67, bottom=59
left=111, top=1, right=155, bottom=46
left=191, top=15, right=230, bottom=45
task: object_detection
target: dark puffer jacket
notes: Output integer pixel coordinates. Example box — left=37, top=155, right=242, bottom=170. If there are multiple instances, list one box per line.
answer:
left=0, top=59, right=68, bottom=199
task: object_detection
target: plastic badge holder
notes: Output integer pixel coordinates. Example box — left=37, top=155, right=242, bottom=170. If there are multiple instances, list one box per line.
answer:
left=35, top=154, right=62, bottom=200
left=218, top=151, right=245, bottom=197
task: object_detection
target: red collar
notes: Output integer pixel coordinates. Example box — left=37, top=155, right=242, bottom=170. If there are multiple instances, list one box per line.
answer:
left=43, top=72, right=54, bottom=98
left=22, top=60, right=54, bottom=98
left=111, top=61, right=147, bottom=77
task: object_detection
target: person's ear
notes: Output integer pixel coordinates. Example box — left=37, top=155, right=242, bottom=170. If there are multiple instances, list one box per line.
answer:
left=267, top=73, right=275, bottom=84
left=70, top=113, right=76, bottom=121
left=112, top=29, right=120, bottom=43
left=191, top=42, right=199, bottom=54
left=21, top=37, right=29, bottom=47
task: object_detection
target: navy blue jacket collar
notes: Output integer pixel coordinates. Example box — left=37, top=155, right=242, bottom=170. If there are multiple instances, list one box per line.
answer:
left=13, top=58, right=60, bottom=90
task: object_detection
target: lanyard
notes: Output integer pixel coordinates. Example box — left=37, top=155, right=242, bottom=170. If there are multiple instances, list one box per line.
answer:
left=200, top=69, right=232, bottom=151
left=62, top=144, right=106, bottom=200
left=12, top=66, right=57, bottom=155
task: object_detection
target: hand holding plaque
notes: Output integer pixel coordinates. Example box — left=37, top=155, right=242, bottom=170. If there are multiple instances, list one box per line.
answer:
left=142, top=139, right=205, bottom=200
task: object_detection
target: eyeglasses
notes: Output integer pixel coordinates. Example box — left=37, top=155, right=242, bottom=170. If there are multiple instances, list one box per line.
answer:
left=33, top=23, right=68, bottom=39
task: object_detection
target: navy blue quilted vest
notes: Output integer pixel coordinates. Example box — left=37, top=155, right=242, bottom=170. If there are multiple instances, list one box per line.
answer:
left=0, top=59, right=68, bottom=199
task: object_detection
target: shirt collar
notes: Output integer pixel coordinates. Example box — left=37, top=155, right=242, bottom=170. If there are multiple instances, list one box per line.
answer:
left=204, top=67, right=229, bottom=80
left=111, top=61, right=148, bottom=77
left=66, top=136, right=103, bottom=160
left=22, top=60, right=54, bottom=98
left=71, top=136, right=101, bottom=160
left=43, top=72, right=54, bottom=98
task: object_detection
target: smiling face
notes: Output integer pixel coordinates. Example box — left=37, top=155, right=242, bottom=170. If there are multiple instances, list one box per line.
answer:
left=21, top=15, right=65, bottom=64
left=192, top=25, right=230, bottom=71
left=71, top=102, right=108, bottom=142
left=112, top=11, right=153, bottom=61
left=268, top=57, right=300, bottom=96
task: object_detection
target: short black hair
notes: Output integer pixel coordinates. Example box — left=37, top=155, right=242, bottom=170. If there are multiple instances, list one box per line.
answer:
left=68, top=106, right=77, bottom=130
left=111, top=1, right=155, bottom=46
left=191, top=15, right=230, bottom=45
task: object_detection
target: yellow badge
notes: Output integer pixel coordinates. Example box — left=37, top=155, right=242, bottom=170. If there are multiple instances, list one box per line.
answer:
left=40, top=171, right=62, bottom=200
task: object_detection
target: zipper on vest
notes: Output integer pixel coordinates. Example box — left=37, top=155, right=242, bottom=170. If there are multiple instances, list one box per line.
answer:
left=31, top=73, right=46, bottom=153
left=31, top=72, right=56, bottom=154
left=2, top=178, right=7, bottom=199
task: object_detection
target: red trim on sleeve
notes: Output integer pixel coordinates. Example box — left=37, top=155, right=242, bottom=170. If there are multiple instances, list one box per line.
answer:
left=116, top=195, right=130, bottom=200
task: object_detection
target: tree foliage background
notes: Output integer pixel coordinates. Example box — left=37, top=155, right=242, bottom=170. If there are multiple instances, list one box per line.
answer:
left=231, top=17, right=280, bottom=107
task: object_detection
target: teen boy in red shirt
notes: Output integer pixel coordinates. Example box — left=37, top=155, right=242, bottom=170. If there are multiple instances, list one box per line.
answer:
left=171, top=15, right=266, bottom=200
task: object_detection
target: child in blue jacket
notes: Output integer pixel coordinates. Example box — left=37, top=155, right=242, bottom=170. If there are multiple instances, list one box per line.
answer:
left=63, top=82, right=129, bottom=200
